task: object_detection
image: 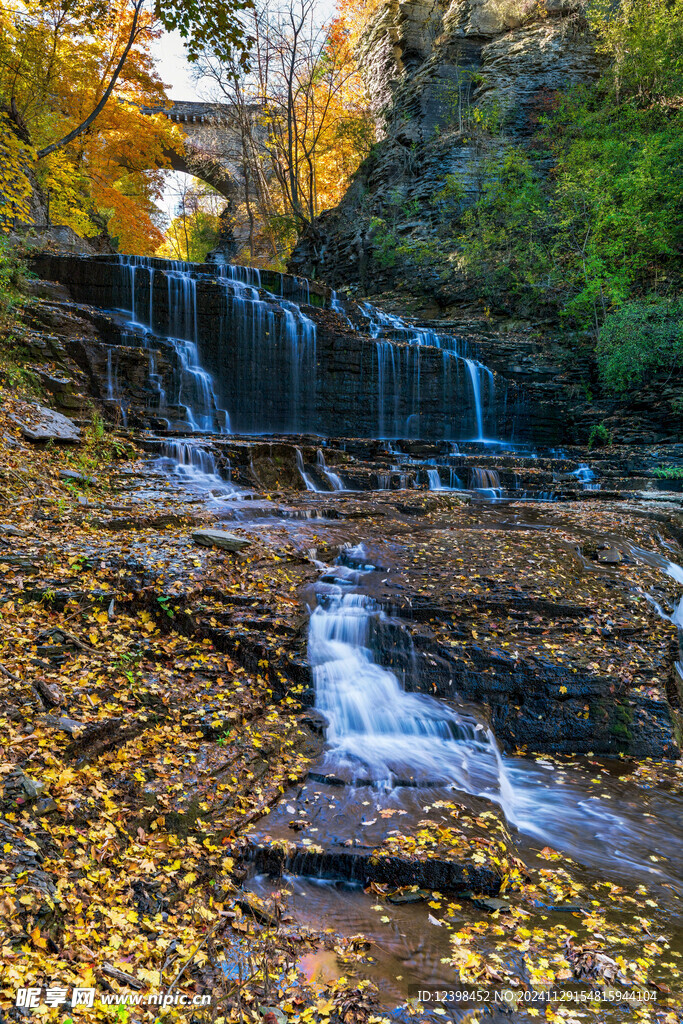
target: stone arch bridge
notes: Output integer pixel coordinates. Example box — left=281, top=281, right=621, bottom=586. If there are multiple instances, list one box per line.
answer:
left=141, top=100, right=263, bottom=203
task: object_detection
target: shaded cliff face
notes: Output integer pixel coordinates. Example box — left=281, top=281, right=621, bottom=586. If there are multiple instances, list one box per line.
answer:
left=288, top=1, right=683, bottom=446
left=289, top=0, right=597, bottom=289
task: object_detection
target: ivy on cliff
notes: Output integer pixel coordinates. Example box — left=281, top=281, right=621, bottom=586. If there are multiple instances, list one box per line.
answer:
left=453, top=0, right=683, bottom=395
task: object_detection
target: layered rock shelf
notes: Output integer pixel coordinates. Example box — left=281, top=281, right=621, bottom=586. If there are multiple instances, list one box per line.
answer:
left=33, top=253, right=545, bottom=441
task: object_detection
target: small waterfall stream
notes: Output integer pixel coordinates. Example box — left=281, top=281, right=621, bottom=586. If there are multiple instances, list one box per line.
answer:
left=360, top=301, right=497, bottom=441
left=309, top=547, right=683, bottom=887
left=426, top=468, right=442, bottom=490
left=316, top=449, right=345, bottom=491
left=296, top=448, right=317, bottom=492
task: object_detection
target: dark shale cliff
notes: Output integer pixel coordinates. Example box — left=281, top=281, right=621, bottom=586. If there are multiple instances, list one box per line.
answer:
left=289, top=1, right=652, bottom=444
left=289, top=0, right=683, bottom=445
left=290, top=0, right=597, bottom=291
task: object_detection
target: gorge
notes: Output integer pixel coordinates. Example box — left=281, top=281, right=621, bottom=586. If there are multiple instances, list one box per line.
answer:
left=2, top=0, right=682, bottom=1017
left=2, top=246, right=682, bottom=1019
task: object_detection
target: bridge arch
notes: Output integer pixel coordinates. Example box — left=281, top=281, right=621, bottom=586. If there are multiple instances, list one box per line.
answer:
left=141, top=100, right=263, bottom=203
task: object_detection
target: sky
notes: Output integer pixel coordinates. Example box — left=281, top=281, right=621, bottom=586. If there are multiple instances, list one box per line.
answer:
left=151, top=31, right=204, bottom=222
left=151, top=30, right=198, bottom=100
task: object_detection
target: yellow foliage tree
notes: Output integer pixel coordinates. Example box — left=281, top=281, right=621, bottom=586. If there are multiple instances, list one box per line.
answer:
left=196, top=0, right=374, bottom=266
left=0, top=1, right=181, bottom=250
left=0, top=113, right=35, bottom=231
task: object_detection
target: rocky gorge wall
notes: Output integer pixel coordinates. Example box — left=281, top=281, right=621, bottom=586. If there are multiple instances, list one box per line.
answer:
left=288, top=0, right=683, bottom=445
left=290, top=0, right=597, bottom=290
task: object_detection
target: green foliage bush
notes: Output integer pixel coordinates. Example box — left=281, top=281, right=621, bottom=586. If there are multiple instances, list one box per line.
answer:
left=0, top=236, right=23, bottom=314
left=588, top=423, right=612, bottom=449
left=437, top=0, right=683, bottom=395
left=597, top=299, right=683, bottom=392
left=458, top=148, right=555, bottom=309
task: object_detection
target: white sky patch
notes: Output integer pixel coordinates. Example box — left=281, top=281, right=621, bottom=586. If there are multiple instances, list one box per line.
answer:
left=150, top=31, right=203, bottom=222
left=151, top=30, right=197, bottom=99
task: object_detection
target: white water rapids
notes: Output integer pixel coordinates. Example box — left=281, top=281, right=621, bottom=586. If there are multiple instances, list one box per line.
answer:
left=309, top=546, right=683, bottom=888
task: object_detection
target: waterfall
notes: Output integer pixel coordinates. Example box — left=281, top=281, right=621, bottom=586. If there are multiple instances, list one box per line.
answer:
left=296, top=448, right=317, bottom=491
left=316, top=449, right=345, bottom=491
left=572, top=463, right=600, bottom=491
left=79, top=254, right=505, bottom=441
left=309, top=550, right=682, bottom=879
left=147, top=350, right=167, bottom=424
left=359, top=300, right=497, bottom=440
left=427, top=468, right=442, bottom=490
left=105, top=347, right=114, bottom=402
left=103, top=347, right=127, bottom=425
left=465, top=359, right=484, bottom=440
left=216, top=266, right=317, bottom=434
left=470, top=467, right=502, bottom=498
left=115, top=255, right=228, bottom=433
left=156, top=439, right=237, bottom=497
left=310, top=586, right=499, bottom=788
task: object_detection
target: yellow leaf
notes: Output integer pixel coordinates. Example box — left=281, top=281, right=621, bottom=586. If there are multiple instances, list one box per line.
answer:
left=30, top=925, right=47, bottom=949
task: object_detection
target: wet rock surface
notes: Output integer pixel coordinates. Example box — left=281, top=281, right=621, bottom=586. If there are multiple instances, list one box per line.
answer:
left=3, top=262, right=683, bottom=1020
left=2, top=410, right=683, bottom=1019
left=192, top=529, right=251, bottom=551
left=11, top=401, right=82, bottom=443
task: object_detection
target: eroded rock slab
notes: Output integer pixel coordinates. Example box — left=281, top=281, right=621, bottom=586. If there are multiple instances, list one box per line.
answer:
left=12, top=403, right=81, bottom=443
left=192, top=529, right=251, bottom=551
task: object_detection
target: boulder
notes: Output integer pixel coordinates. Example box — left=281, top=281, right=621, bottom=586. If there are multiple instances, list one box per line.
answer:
left=60, top=468, right=97, bottom=486
left=11, top=403, right=81, bottom=443
left=192, top=529, right=251, bottom=552
left=597, top=547, right=623, bottom=564
left=0, top=524, right=27, bottom=537
left=42, top=715, right=87, bottom=735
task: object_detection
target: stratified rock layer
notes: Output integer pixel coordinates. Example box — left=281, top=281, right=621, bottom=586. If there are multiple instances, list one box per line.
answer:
left=290, top=0, right=598, bottom=288
left=33, top=253, right=546, bottom=441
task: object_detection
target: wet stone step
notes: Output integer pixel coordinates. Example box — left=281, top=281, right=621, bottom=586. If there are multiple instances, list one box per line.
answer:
left=242, top=840, right=501, bottom=895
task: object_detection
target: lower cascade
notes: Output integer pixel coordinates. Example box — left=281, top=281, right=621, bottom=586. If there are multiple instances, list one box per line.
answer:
left=309, top=547, right=683, bottom=886
left=311, top=589, right=497, bottom=789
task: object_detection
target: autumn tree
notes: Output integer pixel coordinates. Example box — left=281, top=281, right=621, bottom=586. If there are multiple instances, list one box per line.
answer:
left=157, top=177, right=224, bottom=261
left=196, top=0, right=374, bottom=265
left=0, top=0, right=252, bottom=250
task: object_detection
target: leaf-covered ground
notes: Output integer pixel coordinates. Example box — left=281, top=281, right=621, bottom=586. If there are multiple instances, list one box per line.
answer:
left=0, top=395, right=392, bottom=1023
left=2, top=385, right=683, bottom=1024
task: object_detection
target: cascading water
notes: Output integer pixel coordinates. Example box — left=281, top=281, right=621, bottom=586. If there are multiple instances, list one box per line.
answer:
left=117, top=255, right=228, bottom=433
left=470, top=467, right=502, bottom=498
left=572, top=463, right=601, bottom=491
left=215, top=265, right=318, bottom=433
left=465, top=359, right=484, bottom=440
left=155, top=439, right=238, bottom=498
left=310, top=548, right=502, bottom=790
left=67, top=254, right=505, bottom=442
left=309, top=548, right=683, bottom=884
left=316, top=449, right=345, bottom=491
left=296, top=448, right=317, bottom=492
left=311, top=593, right=498, bottom=789
left=103, top=346, right=128, bottom=425
left=360, top=301, right=496, bottom=441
